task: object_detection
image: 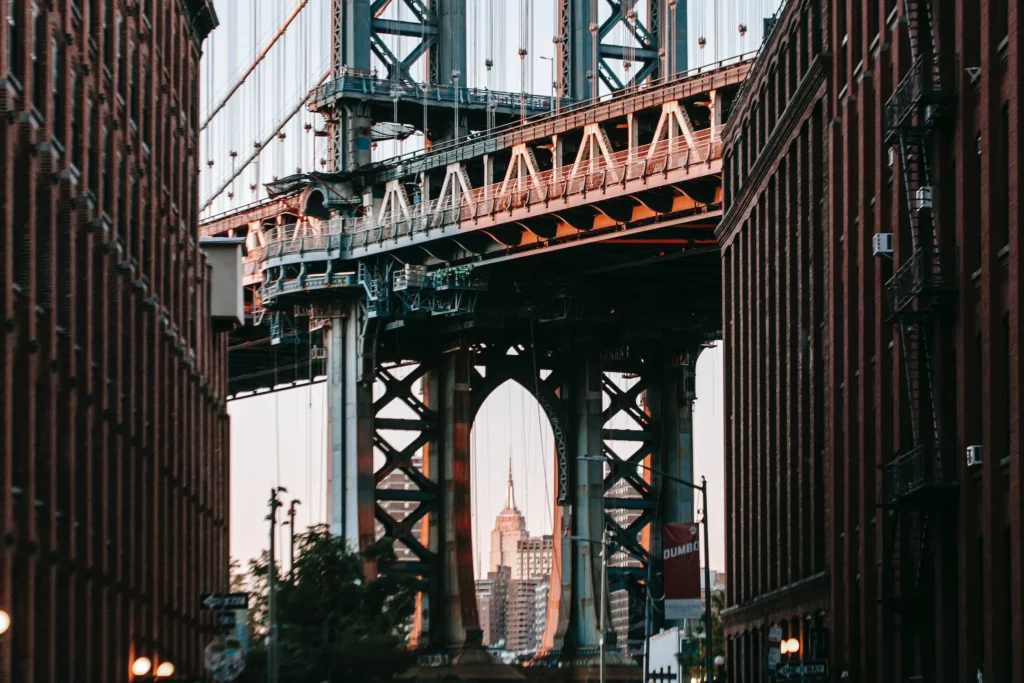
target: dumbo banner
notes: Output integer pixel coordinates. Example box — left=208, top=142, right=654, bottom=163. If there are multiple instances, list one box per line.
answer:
left=663, top=522, right=702, bottom=620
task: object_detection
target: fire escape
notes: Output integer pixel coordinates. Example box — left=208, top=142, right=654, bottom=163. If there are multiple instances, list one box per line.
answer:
left=879, top=0, right=957, bottom=615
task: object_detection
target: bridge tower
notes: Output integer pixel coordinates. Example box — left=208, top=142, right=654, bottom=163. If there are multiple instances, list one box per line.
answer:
left=555, top=0, right=689, bottom=101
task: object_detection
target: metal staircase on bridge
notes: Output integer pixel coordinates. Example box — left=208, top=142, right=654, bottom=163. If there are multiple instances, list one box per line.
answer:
left=878, top=0, right=957, bottom=616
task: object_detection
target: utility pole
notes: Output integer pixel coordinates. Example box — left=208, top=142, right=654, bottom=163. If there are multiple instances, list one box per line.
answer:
left=599, top=524, right=608, bottom=683
left=287, top=499, right=301, bottom=580
left=267, top=486, right=287, bottom=683
left=701, top=477, right=713, bottom=683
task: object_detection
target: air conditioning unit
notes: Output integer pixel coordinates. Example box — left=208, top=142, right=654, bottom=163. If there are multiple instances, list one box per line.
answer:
left=914, top=186, right=934, bottom=211
left=887, top=147, right=895, bottom=168
left=872, top=233, right=893, bottom=255
left=966, top=445, right=983, bottom=468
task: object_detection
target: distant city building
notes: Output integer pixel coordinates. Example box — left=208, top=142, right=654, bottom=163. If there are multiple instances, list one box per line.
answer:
left=377, top=453, right=422, bottom=562
left=480, top=465, right=552, bottom=653
left=477, top=566, right=511, bottom=648
left=607, top=475, right=644, bottom=651
left=516, top=535, right=553, bottom=580
left=490, top=461, right=528, bottom=573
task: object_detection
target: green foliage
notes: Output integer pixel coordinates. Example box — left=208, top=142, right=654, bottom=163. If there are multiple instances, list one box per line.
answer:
left=238, top=525, right=417, bottom=683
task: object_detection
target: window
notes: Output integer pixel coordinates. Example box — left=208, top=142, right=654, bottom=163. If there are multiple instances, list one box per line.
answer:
left=102, top=1, right=112, bottom=71
left=128, top=42, right=136, bottom=123
left=7, top=0, right=20, bottom=85
left=31, top=3, right=43, bottom=112
left=71, top=70, right=82, bottom=169
left=140, top=66, right=149, bottom=144
left=88, top=116, right=99, bottom=196
left=52, top=37, right=63, bottom=139
left=974, top=133, right=983, bottom=269
left=977, top=332, right=985, bottom=444
left=102, top=128, right=113, bottom=213
left=116, top=14, right=125, bottom=100
left=1003, top=314, right=1011, bottom=458
left=1000, top=104, right=1010, bottom=248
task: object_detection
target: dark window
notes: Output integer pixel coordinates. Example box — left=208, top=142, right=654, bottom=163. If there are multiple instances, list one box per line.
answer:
left=140, top=66, right=149, bottom=143
left=1000, top=104, right=1010, bottom=248
left=103, top=1, right=112, bottom=71
left=128, top=180, right=137, bottom=259
left=975, top=133, right=983, bottom=269
left=7, top=0, right=20, bottom=85
left=52, top=36, right=63, bottom=139
left=118, top=162, right=127, bottom=249
left=128, top=41, right=136, bottom=122
left=997, top=0, right=1009, bottom=39
left=977, top=536, right=985, bottom=669
left=116, top=14, right=126, bottom=100
left=102, top=129, right=113, bottom=213
left=31, top=3, right=43, bottom=112
left=1003, top=314, right=1011, bottom=458
left=88, top=115, right=99, bottom=196
left=977, top=332, right=985, bottom=444
left=71, top=71, right=82, bottom=169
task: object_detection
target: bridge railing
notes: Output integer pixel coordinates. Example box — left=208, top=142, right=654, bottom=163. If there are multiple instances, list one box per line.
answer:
left=310, top=70, right=570, bottom=112
left=259, top=126, right=722, bottom=261
left=370, top=51, right=757, bottom=177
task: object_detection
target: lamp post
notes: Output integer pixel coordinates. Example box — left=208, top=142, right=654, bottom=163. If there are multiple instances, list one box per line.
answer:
left=566, top=527, right=610, bottom=683
left=580, top=455, right=714, bottom=683
left=539, top=56, right=556, bottom=110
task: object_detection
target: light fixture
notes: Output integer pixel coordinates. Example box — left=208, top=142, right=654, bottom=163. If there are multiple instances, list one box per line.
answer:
left=786, top=637, right=800, bottom=654
left=131, top=656, right=153, bottom=676
left=780, top=639, right=790, bottom=654
left=156, top=661, right=175, bottom=677
left=0, top=609, right=9, bottom=635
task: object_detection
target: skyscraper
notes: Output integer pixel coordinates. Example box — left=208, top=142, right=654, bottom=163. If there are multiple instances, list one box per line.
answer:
left=489, top=460, right=528, bottom=573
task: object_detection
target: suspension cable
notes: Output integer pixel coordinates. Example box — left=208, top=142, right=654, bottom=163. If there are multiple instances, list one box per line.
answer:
left=201, top=0, right=309, bottom=132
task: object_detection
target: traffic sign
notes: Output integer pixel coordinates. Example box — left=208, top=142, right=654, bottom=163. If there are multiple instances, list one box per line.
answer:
left=217, top=612, right=237, bottom=628
left=776, top=660, right=828, bottom=679
left=200, top=592, right=249, bottom=611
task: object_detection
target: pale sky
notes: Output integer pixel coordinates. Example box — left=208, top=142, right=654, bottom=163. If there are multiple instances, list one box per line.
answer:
left=209, top=0, right=776, bottom=575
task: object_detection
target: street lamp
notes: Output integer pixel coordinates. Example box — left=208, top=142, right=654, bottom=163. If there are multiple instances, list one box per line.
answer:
left=0, top=609, right=9, bottom=635
left=539, top=56, right=557, bottom=110
left=579, top=454, right=714, bottom=683
left=565, top=528, right=610, bottom=683
left=155, top=661, right=175, bottom=677
left=131, top=657, right=152, bottom=677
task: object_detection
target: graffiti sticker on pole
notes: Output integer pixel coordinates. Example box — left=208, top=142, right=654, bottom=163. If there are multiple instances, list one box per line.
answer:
left=662, top=523, right=702, bottom=620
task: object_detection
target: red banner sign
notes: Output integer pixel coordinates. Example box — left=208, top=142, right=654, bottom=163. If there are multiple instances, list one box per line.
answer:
left=662, top=522, right=702, bottom=620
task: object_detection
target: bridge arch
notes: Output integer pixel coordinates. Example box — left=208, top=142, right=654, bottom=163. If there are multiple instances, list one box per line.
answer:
left=470, top=356, right=569, bottom=505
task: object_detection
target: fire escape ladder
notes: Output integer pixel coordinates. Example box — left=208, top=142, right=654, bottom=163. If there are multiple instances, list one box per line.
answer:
left=879, top=0, right=956, bottom=619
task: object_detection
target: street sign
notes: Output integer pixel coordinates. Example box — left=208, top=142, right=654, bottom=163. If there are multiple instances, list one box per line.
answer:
left=768, top=625, right=782, bottom=641
left=199, top=592, right=249, bottom=612
left=217, top=612, right=236, bottom=628
left=777, top=660, right=828, bottom=679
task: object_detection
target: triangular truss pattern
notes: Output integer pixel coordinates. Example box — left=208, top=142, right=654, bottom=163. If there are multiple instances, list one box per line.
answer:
left=377, top=179, right=413, bottom=223
left=648, top=101, right=697, bottom=158
left=432, top=162, right=474, bottom=227
left=501, top=144, right=545, bottom=194
left=569, top=123, right=617, bottom=179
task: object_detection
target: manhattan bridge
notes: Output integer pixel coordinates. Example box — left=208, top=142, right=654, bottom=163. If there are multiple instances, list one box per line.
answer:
left=201, top=0, right=772, bottom=678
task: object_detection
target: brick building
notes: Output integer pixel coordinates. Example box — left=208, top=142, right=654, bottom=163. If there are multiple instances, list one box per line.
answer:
left=1, top=1, right=229, bottom=681
left=719, top=0, right=1022, bottom=681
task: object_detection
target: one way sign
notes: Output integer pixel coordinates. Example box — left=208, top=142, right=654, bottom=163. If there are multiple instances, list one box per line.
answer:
left=199, top=592, right=249, bottom=612
left=776, top=660, right=828, bottom=679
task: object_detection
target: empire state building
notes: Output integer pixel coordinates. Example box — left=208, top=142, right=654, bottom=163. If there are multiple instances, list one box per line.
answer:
left=489, top=460, right=528, bottom=575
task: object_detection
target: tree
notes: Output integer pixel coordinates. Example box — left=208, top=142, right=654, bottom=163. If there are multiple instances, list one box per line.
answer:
left=239, top=525, right=417, bottom=682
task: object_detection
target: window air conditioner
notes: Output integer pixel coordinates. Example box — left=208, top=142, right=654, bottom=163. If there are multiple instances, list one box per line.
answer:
left=872, top=233, right=893, bottom=256
left=966, top=445, right=983, bottom=468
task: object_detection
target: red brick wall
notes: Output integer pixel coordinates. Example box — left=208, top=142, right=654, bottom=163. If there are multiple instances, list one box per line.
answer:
left=0, top=2, right=229, bottom=681
left=720, top=0, right=1022, bottom=681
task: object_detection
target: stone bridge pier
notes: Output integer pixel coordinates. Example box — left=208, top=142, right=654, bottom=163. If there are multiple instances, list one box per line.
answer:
left=320, top=294, right=703, bottom=677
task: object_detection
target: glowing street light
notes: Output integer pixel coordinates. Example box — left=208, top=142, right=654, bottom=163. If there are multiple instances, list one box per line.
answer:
left=0, top=609, right=10, bottom=635
left=131, top=656, right=153, bottom=677
left=786, top=637, right=800, bottom=655
left=155, top=661, right=175, bottom=677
